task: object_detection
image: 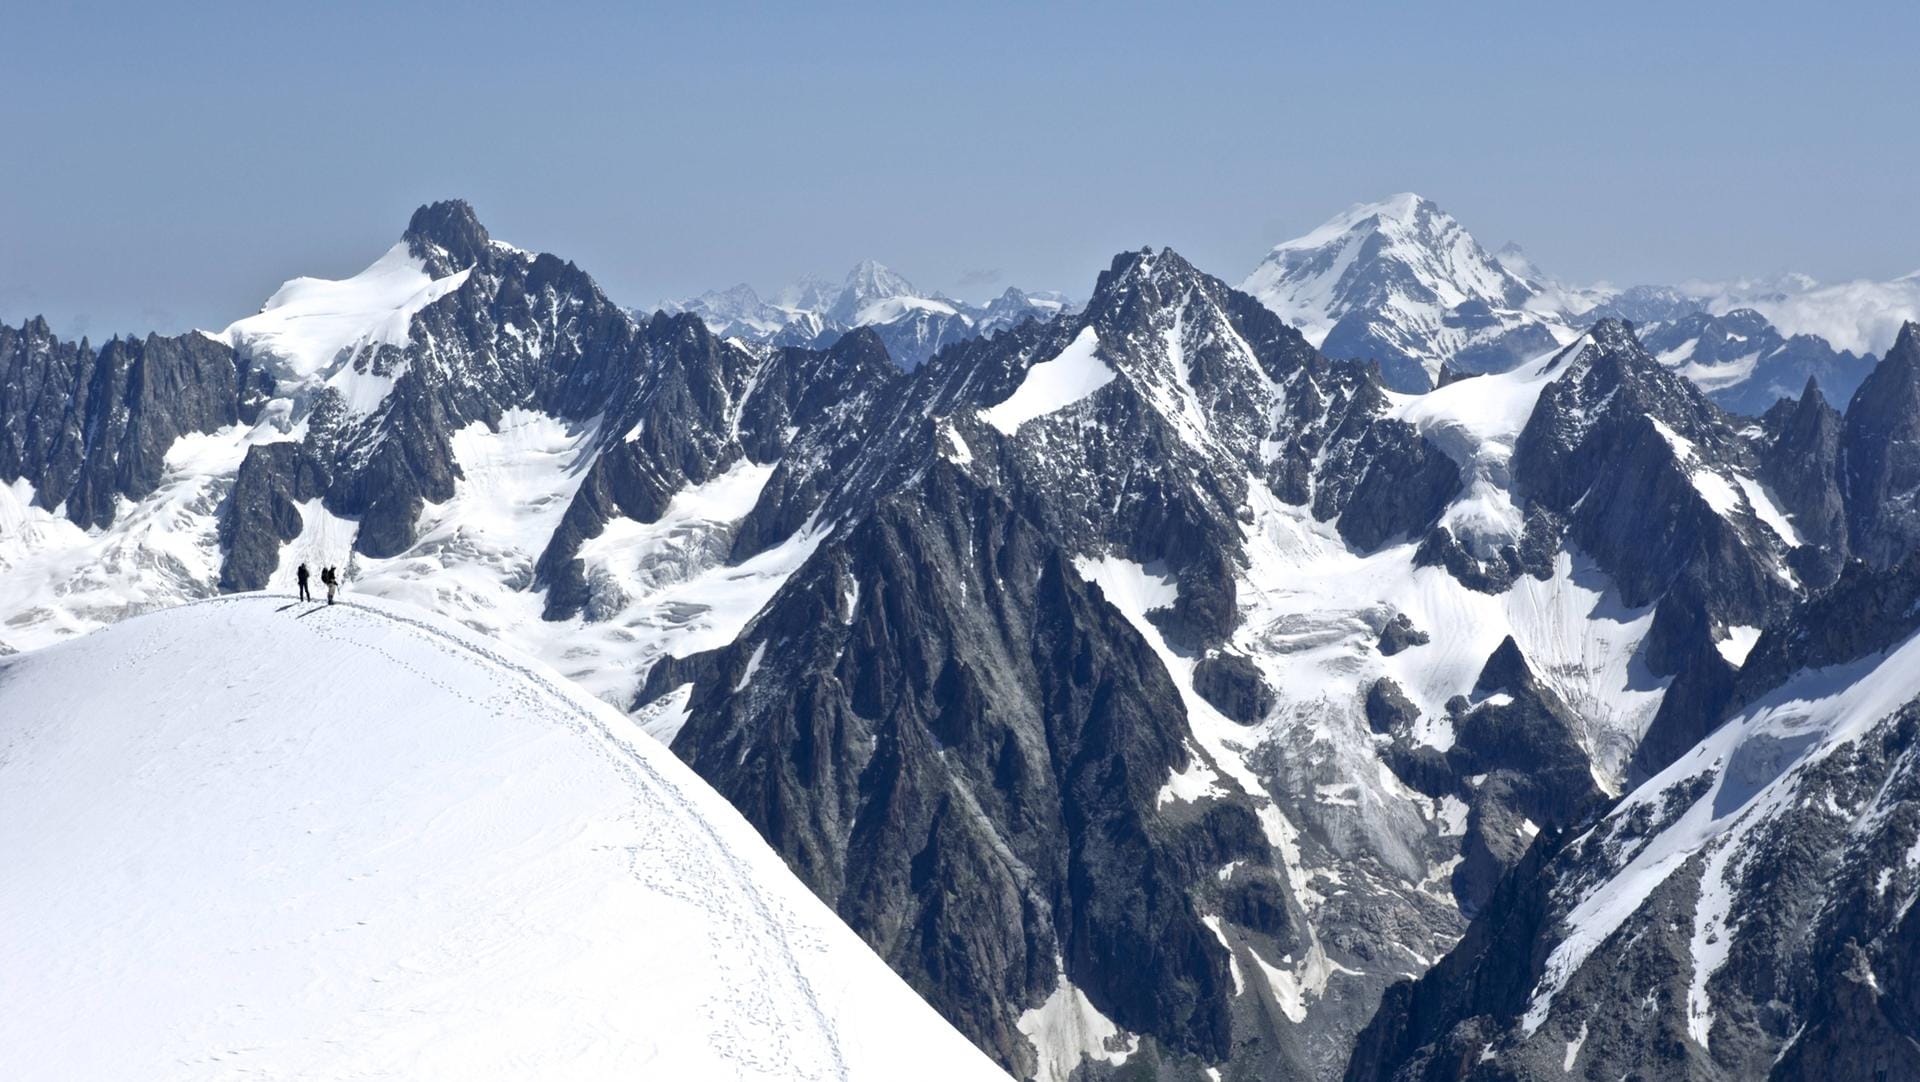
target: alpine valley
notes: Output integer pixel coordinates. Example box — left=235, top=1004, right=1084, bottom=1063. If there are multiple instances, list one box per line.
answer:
left=5, top=193, right=1920, bottom=1081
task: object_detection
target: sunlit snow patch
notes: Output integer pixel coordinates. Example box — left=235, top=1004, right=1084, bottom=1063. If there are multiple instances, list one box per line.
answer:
left=980, top=326, right=1115, bottom=434
left=1017, top=971, right=1139, bottom=1082
left=1715, top=625, right=1763, bottom=667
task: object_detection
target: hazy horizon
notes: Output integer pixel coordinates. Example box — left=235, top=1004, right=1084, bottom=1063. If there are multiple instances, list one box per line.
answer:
left=4, top=2, right=1917, bottom=339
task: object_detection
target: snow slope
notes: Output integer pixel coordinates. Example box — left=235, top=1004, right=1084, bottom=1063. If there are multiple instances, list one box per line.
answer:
left=979, top=326, right=1114, bottom=434
left=0, top=595, right=1007, bottom=1082
left=1516, top=619, right=1920, bottom=1042
left=218, top=242, right=473, bottom=409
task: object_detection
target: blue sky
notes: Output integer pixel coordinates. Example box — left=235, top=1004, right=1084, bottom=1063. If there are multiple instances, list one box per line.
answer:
left=3, top=1, right=1915, bottom=337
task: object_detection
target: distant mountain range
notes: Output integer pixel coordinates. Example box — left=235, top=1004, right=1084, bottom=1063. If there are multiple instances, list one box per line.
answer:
left=660, top=260, right=1074, bottom=369
left=656, top=194, right=1917, bottom=418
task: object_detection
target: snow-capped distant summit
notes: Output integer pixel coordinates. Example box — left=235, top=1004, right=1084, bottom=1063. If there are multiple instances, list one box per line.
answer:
left=1491, top=241, right=1545, bottom=285
left=825, top=258, right=920, bottom=325
left=1241, top=193, right=1571, bottom=391
left=771, top=272, right=838, bottom=314
left=1239, top=195, right=1904, bottom=409
left=975, top=285, right=1072, bottom=337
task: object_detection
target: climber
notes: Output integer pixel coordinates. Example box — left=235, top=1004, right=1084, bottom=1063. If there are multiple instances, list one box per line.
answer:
left=296, top=563, right=312, bottom=603
left=322, top=566, right=337, bottom=605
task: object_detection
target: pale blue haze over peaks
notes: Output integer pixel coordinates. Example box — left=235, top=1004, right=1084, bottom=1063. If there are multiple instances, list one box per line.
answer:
left=2, top=0, right=1915, bottom=337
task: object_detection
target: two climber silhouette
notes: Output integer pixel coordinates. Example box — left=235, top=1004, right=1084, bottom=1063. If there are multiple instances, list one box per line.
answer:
left=295, top=563, right=341, bottom=605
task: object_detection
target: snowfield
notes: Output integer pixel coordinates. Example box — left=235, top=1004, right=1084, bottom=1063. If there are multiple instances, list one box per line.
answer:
left=0, top=595, right=1006, bottom=1082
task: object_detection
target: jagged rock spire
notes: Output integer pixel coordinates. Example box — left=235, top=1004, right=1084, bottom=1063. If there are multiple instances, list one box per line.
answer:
left=404, top=199, right=492, bottom=273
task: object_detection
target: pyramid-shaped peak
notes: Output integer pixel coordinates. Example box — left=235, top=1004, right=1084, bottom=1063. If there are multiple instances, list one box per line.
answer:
left=1799, top=373, right=1827, bottom=407
left=1079, top=247, right=1221, bottom=317
left=1473, top=635, right=1536, bottom=695
left=840, top=259, right=915, bottom=296
left=1894, top=320, right=1920, bottom=358
left=1582, top=317, right=1644, bottom=353
left=1096, top=246, right=1202, bottom=285
left=1850, top=320, right=1920, bottom=405
left=825, top=261, right=919, bottom=325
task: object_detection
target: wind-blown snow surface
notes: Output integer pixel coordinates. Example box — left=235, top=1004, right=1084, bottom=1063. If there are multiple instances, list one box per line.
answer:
left=0, top=595, right=1006, bottom=1082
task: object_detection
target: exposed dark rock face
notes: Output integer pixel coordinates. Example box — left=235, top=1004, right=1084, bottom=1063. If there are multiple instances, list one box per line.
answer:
left=1626, top=634, right=1736, bottom=788
left=1377, top=614, right=1430, bottom=656
left=1342, top=832, right=1567, bottom=1082
left=1731, top=552, right=1920, bottom=701
left=1512, top=321, right=1797, bottom=676
left=672, top=463, right=1276, bottom=1077
left=0, top=319, right=252, bottom=528
left=217, top=440, right=331, bottom=591
left=649, top=247, right=1474, bottom=1079
left=1757, top=377, right=1848, bottom=585
left=1774, top=927, right=1920, bottom=1081
left=1411, top=508, right=1561, bottom=596
left=1193, top=652, right=1274, bottom=723
left=1841, top=323, right=1920, bottom=568
left=1440, top=638, right=1607, bottom=914
left=1365, top=678, right=1419, bottom=736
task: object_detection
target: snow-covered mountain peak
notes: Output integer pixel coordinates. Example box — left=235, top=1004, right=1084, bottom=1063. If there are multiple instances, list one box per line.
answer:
left=1247, top=193, right=1531, bottom=320
left=666, top=259, right=1076, bottom=370
left=217, top=240, right=473, bottom=392
left=1492, top=241, right=1548, bottom=284
left=1241, top=194, right=1567, bottom=391
left=828, top=259, right=920, bottom=325
left=1265, top=191, right=1428, bottom=254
